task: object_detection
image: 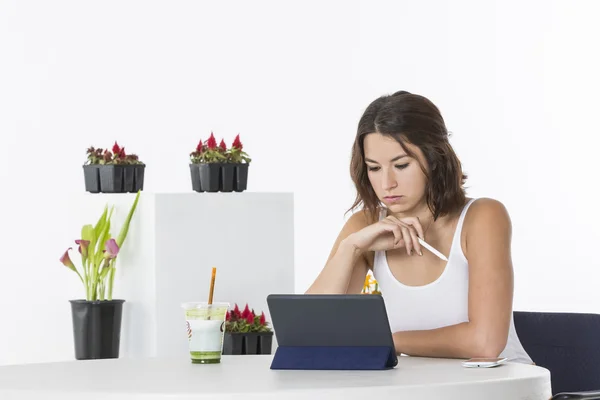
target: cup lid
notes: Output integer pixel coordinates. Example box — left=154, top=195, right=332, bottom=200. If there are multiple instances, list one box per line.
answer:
left=181, top=301, right=230, bottom=310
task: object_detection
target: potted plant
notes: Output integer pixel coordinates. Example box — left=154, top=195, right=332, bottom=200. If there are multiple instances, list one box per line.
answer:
left=59, top=190, right=141, bottom=360
left=189, top=133, right=251, bottom=193
left=189, top=132, right=227, bottom=193
left=226, top=134, right=251, bottom=192
left=222, top=303, right=273, bottom=355
left=83, top=142, right=145, bottom=193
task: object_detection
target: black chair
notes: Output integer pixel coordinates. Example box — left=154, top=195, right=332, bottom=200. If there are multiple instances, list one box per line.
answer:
left=514, top=311, right=600, bottom=400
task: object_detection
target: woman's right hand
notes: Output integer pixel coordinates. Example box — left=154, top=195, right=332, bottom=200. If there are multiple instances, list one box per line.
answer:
left=345, top=215, right=425, bottom=256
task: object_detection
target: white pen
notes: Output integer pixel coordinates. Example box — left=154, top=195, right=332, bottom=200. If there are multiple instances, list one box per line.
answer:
left=417, top=237, right=448, bottom=262
left=395, top=219, right=449, bottom=262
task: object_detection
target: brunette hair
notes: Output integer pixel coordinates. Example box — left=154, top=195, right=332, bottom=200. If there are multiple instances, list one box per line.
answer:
left=349, top=90, right=467, bottom=221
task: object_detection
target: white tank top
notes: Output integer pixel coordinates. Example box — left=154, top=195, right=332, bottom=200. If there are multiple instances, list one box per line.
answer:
left=372, top=198, right=532, bottom=364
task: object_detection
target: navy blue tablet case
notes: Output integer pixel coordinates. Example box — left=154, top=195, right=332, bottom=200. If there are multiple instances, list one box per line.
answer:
left=266, top=294, right=398, bottom=370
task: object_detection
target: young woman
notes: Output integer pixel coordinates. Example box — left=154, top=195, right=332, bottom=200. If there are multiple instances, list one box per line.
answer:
left=306, top=90, right=532, bottom=363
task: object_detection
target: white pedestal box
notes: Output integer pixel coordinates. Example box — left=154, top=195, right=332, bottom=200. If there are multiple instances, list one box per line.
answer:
left=76, top=191, right=295, bottom=359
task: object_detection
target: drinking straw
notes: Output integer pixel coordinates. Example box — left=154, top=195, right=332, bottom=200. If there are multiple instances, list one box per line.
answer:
left=206, top=267, right=216, bottom=320
left=208, top=267, right=216, bottom=305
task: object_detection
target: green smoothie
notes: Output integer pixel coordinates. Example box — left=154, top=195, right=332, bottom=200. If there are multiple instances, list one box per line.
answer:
left=182, top=302, right=229, bottom=364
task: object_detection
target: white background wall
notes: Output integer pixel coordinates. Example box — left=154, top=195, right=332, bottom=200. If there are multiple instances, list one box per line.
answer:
left=1, top=0, right=600, bottom=365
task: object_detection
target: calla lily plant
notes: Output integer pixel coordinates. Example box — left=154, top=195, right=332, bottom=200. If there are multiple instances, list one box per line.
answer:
left=60, top=190, right=141, bottom=301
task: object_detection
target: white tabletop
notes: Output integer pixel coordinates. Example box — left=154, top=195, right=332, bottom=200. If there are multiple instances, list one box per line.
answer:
left=0, top=355, right=551, bottom=400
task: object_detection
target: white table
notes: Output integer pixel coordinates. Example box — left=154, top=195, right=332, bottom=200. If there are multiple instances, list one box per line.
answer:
left=0, top=355, right=551, bottom=400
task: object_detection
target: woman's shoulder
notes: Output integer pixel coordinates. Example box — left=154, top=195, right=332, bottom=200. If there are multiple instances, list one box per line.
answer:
left=463, top=197, right=512, bottom=233
left=461, top=197, right=514, bottom=266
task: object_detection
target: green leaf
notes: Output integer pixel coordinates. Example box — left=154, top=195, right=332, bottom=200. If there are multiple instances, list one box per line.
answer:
left=94, top=219, right=111, bottom=267
left=115, top=191, right=141, bottom=248
left=81, top=224, right=95, bottom=242
left=81, top=224, right=96, bottom=261
left=93, top=205, right=109, bottom=241
left=88, top=205, right=110, bottom=262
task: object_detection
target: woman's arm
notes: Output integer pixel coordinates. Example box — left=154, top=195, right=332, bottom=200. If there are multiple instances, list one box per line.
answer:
left=305, top=211, right=371, bottom=295
left=393, top=198, right=513, bottom=359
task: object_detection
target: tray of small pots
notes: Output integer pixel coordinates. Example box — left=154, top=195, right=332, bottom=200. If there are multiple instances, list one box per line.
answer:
left=222, top=303, right=273, bottom=355
left=83, top=142, right=145, bottom=194
left=189, top=132, right=251, bottom=193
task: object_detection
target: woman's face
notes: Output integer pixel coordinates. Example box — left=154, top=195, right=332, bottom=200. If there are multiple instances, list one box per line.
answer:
left=363, top=133, right=428, bottom=214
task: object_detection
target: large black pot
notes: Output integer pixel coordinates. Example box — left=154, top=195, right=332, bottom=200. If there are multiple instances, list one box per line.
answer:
left=69, top=299, right=125, bottom=360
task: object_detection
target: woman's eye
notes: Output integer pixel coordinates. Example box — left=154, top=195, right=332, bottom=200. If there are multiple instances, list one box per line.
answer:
left=395, top=163, right=409, bottom=170
left=367, top=166, right=380, bottom=172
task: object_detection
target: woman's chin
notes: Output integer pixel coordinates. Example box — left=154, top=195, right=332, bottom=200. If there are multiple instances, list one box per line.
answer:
left=382, top=198, right=429, bottom=216
left=381, top=202, right=408, bottom=213
left=381, top=197, right=419, bottom=213
left=388, top=205, right=407, bottom=213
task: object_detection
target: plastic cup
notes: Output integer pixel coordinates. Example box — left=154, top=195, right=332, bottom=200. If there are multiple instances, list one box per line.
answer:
left=181, top=302, right=229, bottom=364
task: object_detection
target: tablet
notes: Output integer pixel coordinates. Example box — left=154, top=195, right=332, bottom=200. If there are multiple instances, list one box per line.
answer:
left=266, top=294, right=398, bottom=369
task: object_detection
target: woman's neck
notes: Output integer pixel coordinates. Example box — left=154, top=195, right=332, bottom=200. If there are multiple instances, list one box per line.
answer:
left=387, top=201, right=436, bottom=233
left=388, top=200, right=433, bottom=221
left=386, top=200, right=463, bottom=239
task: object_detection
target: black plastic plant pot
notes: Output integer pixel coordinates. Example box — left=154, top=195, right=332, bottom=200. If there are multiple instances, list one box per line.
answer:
left=123, top=166, right=135, bottom=192
left=123, top=165, right=145, bottom=193
left=198, top=163, right=220, bottom=192
left=69, top=299, right=125, bottom=360
left=234, top=163, right=249, bottom=192
left=133, top=165, right=145, bottom=192
left=220, top=164, right=235, bottom=192
left=83, top=165, right=100, bottom=193
left=99, top=165, right=125, bottom=193
left=189, top=164, right=203, bottom=192
left=258, top=332, right=273, bottom=355
left=244, top=333, right=259, bottom=355
left=222, top=333, right=243, bottom=355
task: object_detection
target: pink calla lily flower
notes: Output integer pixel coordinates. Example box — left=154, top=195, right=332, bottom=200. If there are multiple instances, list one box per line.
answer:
left=59, top=248, right=76, bottom=271
left=75, top=239, right=90, bottom=258
left=104, top=239, right=120, bottom=259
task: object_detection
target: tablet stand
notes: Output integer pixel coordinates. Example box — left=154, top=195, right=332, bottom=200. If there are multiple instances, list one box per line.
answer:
left=270, top=345, right=397, bottom=370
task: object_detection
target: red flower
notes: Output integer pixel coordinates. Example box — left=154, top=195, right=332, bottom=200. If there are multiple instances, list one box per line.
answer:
left=226, top=311, right=231, bottom=321
left=233, top=304, right=242, bottom=319
left=246, top=311, right=254, bottom=325
left=259, top=312, right=266, bottom=325
left=219, top=139, right=227, bottom=152
left=112, top=141, right=121, bottom=154
left=119, top=147, right=126, bottom=158
left=241, top=304, right=251, bottom=319
left=232, top=134, right=243, bottom=150
left=196, top=139, right=203, bottom=153
left=206, top=132, right=217, bottom=150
